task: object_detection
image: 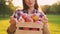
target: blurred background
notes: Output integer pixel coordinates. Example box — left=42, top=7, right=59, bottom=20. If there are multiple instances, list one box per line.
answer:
left=0, top=0, right=60, bottom=34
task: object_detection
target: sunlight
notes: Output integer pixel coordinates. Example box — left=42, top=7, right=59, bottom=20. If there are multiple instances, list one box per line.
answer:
left=12, top=0, right=59, bottom=7
left=12, top=0, right=22, bottom=6
left=38, top=0, right=58, bottom=5
left=5, top=2, right=9, bottom=5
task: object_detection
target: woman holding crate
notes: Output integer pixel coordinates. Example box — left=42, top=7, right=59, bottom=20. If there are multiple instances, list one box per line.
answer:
left=7, top=0, right=50, bottom=34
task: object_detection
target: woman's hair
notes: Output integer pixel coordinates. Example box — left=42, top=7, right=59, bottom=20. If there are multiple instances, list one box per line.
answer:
left=22, top=0, right=38, bottom=11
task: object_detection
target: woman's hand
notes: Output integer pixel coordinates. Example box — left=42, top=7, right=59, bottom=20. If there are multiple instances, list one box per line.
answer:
left=7, top=16, right=16, bottom=33
left=9, top=16, right=16, bottom=25
left=41, top=15, right=50, bottom=34
left=41, top=15, right=48, bottom=24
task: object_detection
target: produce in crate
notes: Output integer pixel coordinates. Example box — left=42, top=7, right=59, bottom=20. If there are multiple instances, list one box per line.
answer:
left=25, top=17, right=33, bottom=22
left=18, top=17, right=25, bottom=22
left=35, top=21, right=42, bottom=24
left=22, top=13, right=28, bottom=19
left=17, top=12, right=43, bottom=23
left=31, top=13, right=39, bottom=22
left=22, top=13, right=33, bottom=22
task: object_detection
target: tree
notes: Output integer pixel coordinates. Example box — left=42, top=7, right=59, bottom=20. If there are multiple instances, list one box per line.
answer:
left=40, top=1, right=60, bottom=14
left=0, top=0, right=15, bottom=16
left=41, top=5, right=50, bottom=14
left=49, top=1, right=60, bottom=14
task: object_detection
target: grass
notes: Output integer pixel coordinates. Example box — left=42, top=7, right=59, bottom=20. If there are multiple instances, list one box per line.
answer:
left=0, top=19, right=10, bottom=34
left=47, top=15, right=60, bottom=34
left=0, top=15, right=60, bottom=34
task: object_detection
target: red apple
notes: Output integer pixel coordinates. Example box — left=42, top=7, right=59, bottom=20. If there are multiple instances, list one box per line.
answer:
left=25, top=17, right=33, bottom=22
left=35, top=21, right=43, bottom=24
left=22, top=13, right=28, bottom=19
left=22, top=13, right=33, bottom=22
left=24, top=27, right=29, bottom=30
left=18, top=17, right=25, bottom=22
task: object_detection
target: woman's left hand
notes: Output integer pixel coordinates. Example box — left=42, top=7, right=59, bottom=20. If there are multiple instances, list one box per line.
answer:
left=41, top=15, right=48, bottom=24
left=41, top=15, right=50, bottom=34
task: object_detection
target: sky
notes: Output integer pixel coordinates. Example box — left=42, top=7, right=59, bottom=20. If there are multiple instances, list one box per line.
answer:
left=12, top=0, right=60, bottom=7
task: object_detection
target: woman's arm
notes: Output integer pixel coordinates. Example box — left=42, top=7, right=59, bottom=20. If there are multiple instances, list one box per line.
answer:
left=43, top=23, right=50, bottom=34
left=40, top=12, right=50, bottom=34
left=7, top=10, right=18, bottom=34
left=42, top=16, right=50, bottom=34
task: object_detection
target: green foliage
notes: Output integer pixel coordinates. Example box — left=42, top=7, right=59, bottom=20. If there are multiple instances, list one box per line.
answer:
left=0, top=0, right=15, bottom=16
left=41, top=5, right=50, bottom=14
left=41, top=1, right=60, bottom=14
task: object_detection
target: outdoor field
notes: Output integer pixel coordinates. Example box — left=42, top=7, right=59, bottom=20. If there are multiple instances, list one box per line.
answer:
left=0, top=15, right=60, bottom=34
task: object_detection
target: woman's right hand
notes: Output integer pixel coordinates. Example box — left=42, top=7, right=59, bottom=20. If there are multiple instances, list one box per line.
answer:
left=9, top=16, right=16, bottom=25
left=7, top=16, right=16, bottom=33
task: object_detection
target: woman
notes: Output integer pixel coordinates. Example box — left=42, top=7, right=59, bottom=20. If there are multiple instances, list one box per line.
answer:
left=7, top=0, right=50, bottom=34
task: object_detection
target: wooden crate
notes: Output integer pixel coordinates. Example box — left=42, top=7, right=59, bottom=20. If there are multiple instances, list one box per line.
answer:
left=14, top=22, right=43, bottom=34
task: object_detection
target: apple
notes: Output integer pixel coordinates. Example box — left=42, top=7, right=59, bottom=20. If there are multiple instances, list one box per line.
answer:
left=35, top=21, right=43, bottom=24
left=25, top=17, right=31, bottom=22
left=18, top=17, right=25, bottom=22
left=22, top=13, right=28, bottom=19
left=24, top=27, right=29, bottom=30
left=31, top=13, right=39, bottom=22
left=25, top=17, right=33, bottom=22
left=38, top=18, right=42, bottom=21
left=22, top=13, right=33, bottom=22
